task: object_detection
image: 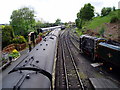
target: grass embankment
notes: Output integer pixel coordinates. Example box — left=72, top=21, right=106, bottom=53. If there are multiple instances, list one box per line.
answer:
left=85, top=10, right=119, bottom=29
left=76, top=10, right=120, bottom=41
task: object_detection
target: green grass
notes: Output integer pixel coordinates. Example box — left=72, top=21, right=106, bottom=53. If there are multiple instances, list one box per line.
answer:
left=75, top=28, right=83, bottom=35
left=83, top=9, right=120, bottom=30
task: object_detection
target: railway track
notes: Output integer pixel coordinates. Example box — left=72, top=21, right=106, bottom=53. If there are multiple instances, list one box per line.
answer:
left=55, top=30, right=85, bottom=89
left=68, top=32, right=80, bottom=51
left=69, top=32, right=79, bottom=43
left=55, top=28, right=120, bottom=89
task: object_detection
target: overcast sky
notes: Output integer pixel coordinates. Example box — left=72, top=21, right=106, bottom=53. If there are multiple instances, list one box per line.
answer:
left=0, top=0, right=119, bottom=24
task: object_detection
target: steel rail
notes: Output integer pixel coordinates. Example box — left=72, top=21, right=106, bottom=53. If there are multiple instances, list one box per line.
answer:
left=64, top=30, right=85, bottom=90
left=59, top=30, right=69, bottom=89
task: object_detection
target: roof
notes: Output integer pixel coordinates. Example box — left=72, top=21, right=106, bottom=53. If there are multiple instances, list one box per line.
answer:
left=99, top=42, right=120, bottom=51
left=80, top=35, right=106, bottom=41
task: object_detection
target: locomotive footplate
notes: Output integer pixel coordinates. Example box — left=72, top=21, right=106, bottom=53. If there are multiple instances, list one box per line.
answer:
left=89, top=78, right=118, bottom=89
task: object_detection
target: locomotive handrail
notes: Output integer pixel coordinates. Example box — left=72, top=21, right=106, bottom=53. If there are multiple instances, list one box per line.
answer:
left=8, top=67, right=52, bottom=82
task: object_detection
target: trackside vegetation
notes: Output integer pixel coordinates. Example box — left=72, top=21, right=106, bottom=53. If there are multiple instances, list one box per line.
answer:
left=83, top=10, right=120, bottom=30
left=75, top=3, right=119, bottom=40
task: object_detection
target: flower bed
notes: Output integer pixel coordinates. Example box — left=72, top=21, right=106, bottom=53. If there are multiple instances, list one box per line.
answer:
left=3, top=43, right=27, bottom=53
left=8, top=49, right=20, bottom=61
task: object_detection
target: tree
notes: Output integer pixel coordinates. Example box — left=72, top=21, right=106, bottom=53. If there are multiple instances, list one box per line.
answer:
left=101, top=7, right=112, bottom=16
left=75, top=3, right=94, bottom=28
left=2, top=25, right=15, bottom=48
left=75, top=19, right=82, bottom=29
left=79, top=3, right=94, bottom=20
left=10, top=7, right=35, bottom=37
left=54, top=19, right=61, bottom=25
left=95, top=12, right=100, bottom=17
left=113, top=6, right=116, bottom=11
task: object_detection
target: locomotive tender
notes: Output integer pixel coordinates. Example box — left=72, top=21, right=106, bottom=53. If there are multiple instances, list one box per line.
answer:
left=79, top=35, right=120, bottom=68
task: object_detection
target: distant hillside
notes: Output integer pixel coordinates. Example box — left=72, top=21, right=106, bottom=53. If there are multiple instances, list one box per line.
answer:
left=78, top=9, right=120, bottom=42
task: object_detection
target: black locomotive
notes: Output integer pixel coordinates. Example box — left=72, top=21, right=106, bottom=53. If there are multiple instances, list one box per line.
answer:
left=79, top=35, right=120, bottom=68
left=79, top=35, right=106, bottom=61
left=2, top=28, right=60, bottom=89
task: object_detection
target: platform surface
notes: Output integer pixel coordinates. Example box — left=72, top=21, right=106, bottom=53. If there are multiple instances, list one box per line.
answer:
left=89, top=78, right=119, bottom=89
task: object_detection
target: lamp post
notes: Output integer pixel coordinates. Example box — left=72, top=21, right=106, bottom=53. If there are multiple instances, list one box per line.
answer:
left=28, top=33, right=32, bottom=52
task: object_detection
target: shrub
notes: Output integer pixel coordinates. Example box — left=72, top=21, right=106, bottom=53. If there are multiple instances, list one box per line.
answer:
left=39, top=33, right=43, bottom=36
left=12, top=35, right=26, bottom=44
left=99, top=27, right=105, bottom=35
left=2, top=25, right=15, bottom=48
left=110, top=16, right=119, bottom=23
left=101, top=7, right=112, bottom=16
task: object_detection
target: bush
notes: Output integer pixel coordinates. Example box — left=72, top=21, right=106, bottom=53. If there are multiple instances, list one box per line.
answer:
left=101, top=7, right=112, bottom=16
left=99, top=27, right=105, bottom=35
left=12, top=35, right=26, bottom=44
left=110, top=16, right=119, bottom=23
left=39, top=33, right=43, bottom=36
left=2, top=25, right=15, bottom=48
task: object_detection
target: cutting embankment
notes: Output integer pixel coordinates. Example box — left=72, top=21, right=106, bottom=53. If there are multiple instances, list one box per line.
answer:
left=76, top=9, right=120, bottom=42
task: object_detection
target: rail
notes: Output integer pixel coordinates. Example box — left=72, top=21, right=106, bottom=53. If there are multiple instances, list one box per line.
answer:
left=59, top=30, right=85, bottom=90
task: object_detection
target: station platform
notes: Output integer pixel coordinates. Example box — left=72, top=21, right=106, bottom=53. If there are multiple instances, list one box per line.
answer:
left=89, top=78, right=119, bottom=89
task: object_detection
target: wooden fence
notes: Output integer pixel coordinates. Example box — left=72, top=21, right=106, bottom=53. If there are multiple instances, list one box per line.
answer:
left=3, top=43, right=27, bottom=53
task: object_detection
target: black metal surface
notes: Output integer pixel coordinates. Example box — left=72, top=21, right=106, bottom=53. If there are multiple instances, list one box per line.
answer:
left=8, top=67, right=52, bottom=82
left=2, top=28, right=60, bottom=89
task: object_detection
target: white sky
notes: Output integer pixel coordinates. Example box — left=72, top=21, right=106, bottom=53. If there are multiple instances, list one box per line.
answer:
left=0, top=0, right=119, bottom=24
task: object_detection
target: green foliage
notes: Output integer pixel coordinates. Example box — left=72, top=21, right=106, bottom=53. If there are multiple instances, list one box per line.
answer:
left=99, top=26, right=105, bottom=35
left=101, top=7, right=112, bottom=16
left=96, top=12, right=100, bottom=17
left=36, top=20, right=43, bottom=28
left=76, top=3, right=94, bottom=29
left=110, top=16, right=119, bottom=23
left=113, top=6, right=116, bottom=11
left=83, top=10, right=120, bottom=30
left=78, top=3, right=94, bottom=20
left=8, top=49, right=20, bottom=59
left=39, top=33, right=43, bottom=36
left=75, top=19, right=82, bottom=29
left=2, top=25, right=15, bottom=48
left=10, top=7, right=36, bottom=37
left=55, top=19, right=61, bottom=25
left=75, top=28, right=83, bottom=35
left=12, top=35, right=26, bottom=44
left=36, top=21, right=56, bottom=28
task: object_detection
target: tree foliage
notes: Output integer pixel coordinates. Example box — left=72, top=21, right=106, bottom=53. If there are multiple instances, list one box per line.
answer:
left=75, top=19, right=82, bottom=29
left=113, top=6, right=116, bottom=11
left=10, top=7, right=35, bottom=37
left=12, top=35, right=27, bottom=44
left=55, top=19, right=61, bottom=25
left=75, top=3, right=94, bottom=29
left=78, top=3, right=94, bottom=20
left=2, top=25, right=15, bottom=48
left=101, top=7, right=112, bottom=16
